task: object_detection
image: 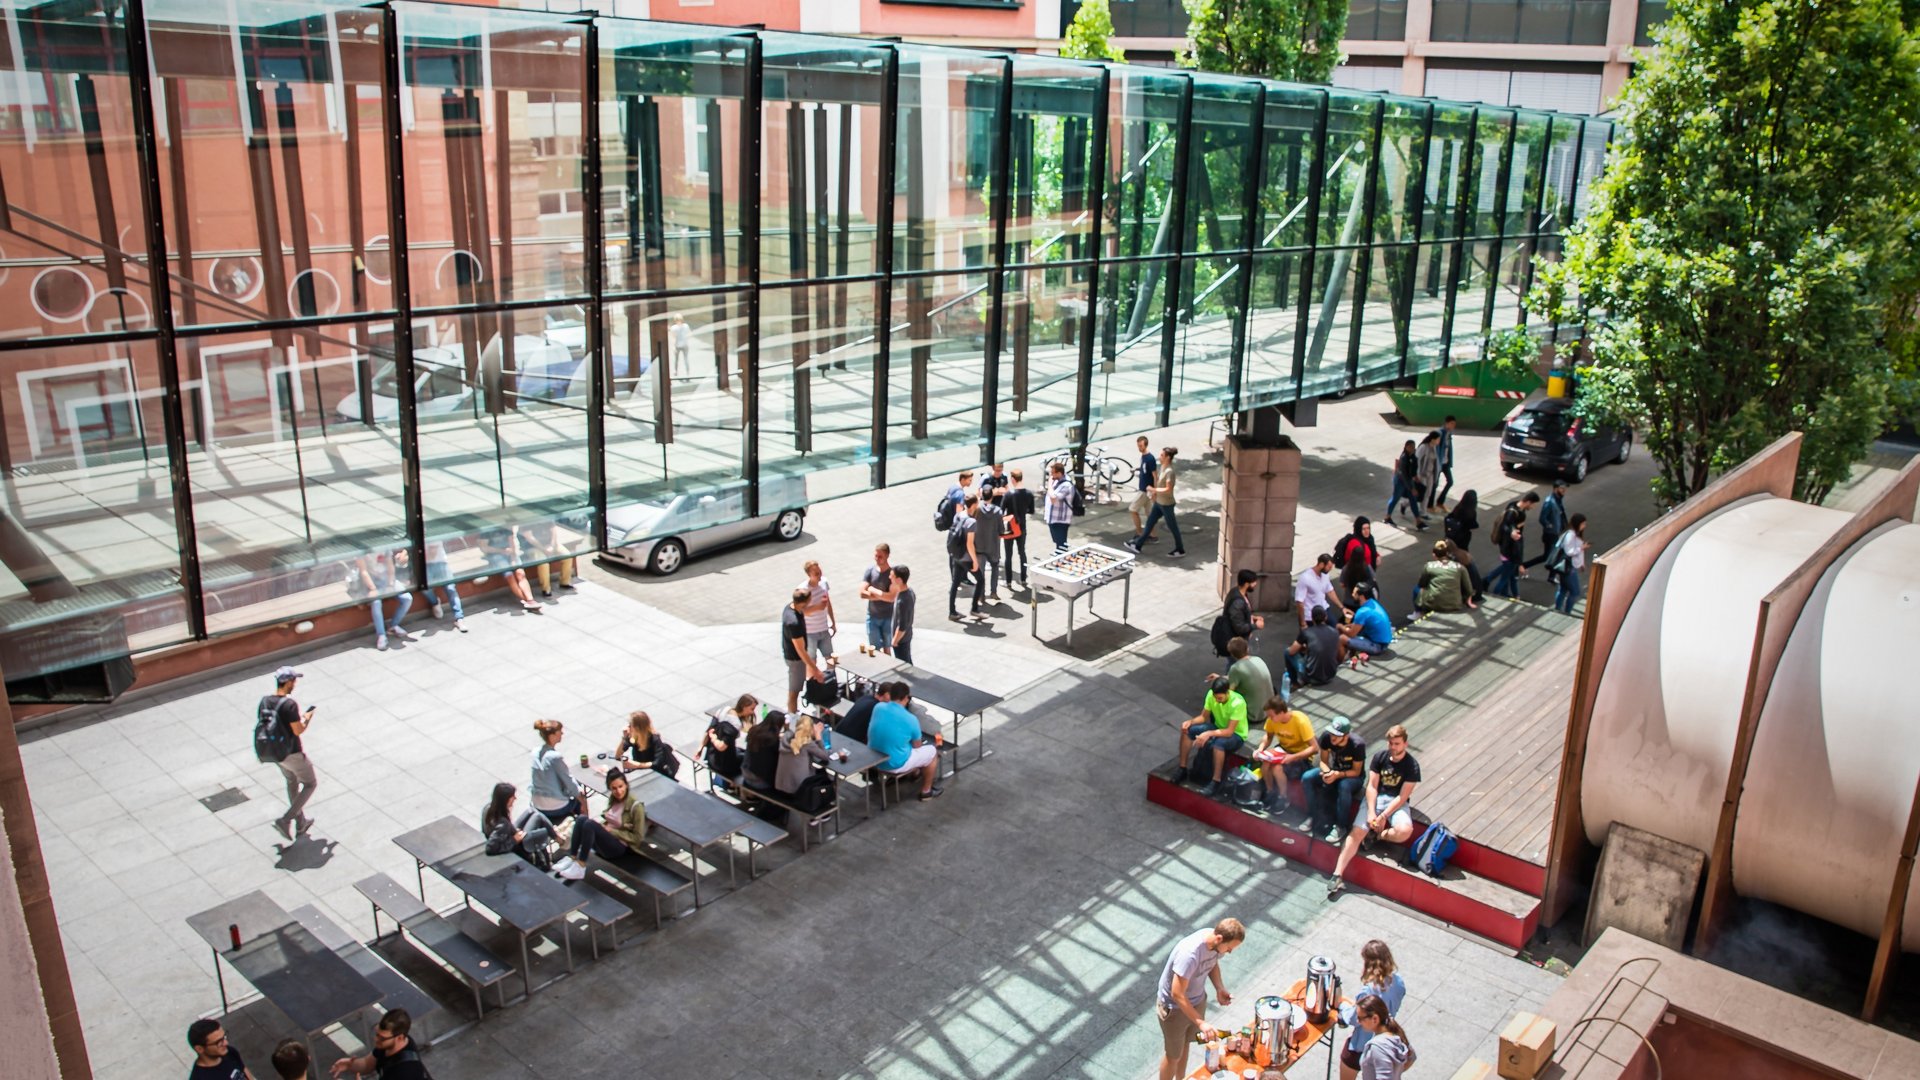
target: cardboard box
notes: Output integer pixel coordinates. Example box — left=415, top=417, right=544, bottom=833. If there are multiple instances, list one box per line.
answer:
left=1498, top=1012, right=1557, bottom=1079
left=1449, top=1061, right=1495, bottom=1080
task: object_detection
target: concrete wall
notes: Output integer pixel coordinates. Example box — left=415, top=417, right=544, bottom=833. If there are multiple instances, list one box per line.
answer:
left=0, top=803, right=63, bottom=1080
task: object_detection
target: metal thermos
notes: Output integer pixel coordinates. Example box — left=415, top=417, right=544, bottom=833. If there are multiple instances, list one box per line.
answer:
left=1253, top=996, right=1292, bottom=1064
left=1303, top=955, right=1340, bottom=1024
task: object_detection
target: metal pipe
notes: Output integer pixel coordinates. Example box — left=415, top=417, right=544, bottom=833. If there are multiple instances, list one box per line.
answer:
left=1155, top=75, right=1195, bottom=428
left=379, top=4, right=428, bottom=589
left=980, top=57, right=1015, bottom=464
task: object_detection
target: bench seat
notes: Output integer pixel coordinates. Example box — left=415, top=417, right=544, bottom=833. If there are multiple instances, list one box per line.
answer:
left=356, top=872, right=515, bottom=1019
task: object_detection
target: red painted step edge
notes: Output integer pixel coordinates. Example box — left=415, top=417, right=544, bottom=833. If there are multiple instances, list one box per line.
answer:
left=1147, top=773, right=1541, bottom=952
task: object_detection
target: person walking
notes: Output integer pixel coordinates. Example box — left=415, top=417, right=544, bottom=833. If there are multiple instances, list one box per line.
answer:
left=1004, top=469, right=1034, bottom=587
left=1484, top=492, right=1538, bottom=598
left=1153, top=918, right=1246, bottom=1080
left=947, top=494, right=985, bottom=621
left=1127, top=447, right=1187, bottom=557
left=1338, top=940, right=1408, bottom=1080
left=1428, top=416, right=1457, bottom=511
left=1128, top=434, right=1158, bottom=536
left=1552, top=512, right=1591, bottom=614
left=1413, top=431, right=1440, bottom=517
left=1384, top=439, right=1427, bottom=529
left=258, top=666, right=317, bottom=841
left=1045, top=461, right=1076, bottom=553
left=976, top=490, right=1008, bottom=600
left=670, top=312, right=692, bottom=376
left=889, top=565, right=917, bottom=664
left=1529, top=480, right=1569, bottom=582
left=858, top=543, right=897, bottom=656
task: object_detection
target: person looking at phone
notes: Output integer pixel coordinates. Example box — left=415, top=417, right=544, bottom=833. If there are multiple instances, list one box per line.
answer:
left=263, top=666, right=317, bottom=841
left=555, top=766, right=647, bottom=880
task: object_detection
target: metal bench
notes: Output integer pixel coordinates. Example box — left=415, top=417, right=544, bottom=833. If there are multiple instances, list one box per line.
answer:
left=355, top=872, right=516, bottom=1019
left=736, top=783, right=835, bottom=853
left=568, top=886, right=633, bottom=958
left=737, top=816, right=790, bottom=877
left=586, top=847, right=696, bottom=926
left=289, top=903, right=447, bottom=1047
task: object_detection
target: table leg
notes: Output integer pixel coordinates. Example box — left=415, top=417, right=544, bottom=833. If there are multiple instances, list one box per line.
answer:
left=692, top=852, right=702, bottom=907
left=1123, top=573, right=1132, bottom=624
left=563, top=920, right=574, bottom=973
left=726, top=842, right=737, bottom=889
left=520, top=932, right=534, bottom=1000
left=1029, top=593, right=1039, bottom=639
left=414, top=859, right=426, bottom=902
left=974, top=710, right=990, bottom=765
left=210, top=946, right=229, bottom=1016
left=1066, top=596, right=1076, bottom=648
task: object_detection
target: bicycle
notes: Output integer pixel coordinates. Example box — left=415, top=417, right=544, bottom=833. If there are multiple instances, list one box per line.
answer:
left=1044, top=445, right=1137, bottom=489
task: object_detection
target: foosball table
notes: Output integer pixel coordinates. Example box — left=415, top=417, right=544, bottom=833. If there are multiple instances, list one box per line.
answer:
left=1028, top=543, right=1136, bottom=647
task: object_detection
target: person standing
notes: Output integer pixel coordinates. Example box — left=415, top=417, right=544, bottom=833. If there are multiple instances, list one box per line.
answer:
left=1004, top=469, right=1034, bottom=587
left=945, top=470, right=974, bottom=518
left=1339, top=941, right=1409, bottom=1080
left=1128, top=434, right=1158, bottom=536
left=1484, top=492, right=1538, bottom=598
left=1530, top=480, right=1569, bottom=581
left=1329, top=724, right=1421, bottom=899
left=1045, top=461, right=1076, bottom=553
left=670, top=312, right=692, bottom=376
left=1127, top=447, right=1187, bottom=557
left=889, top=565, right=917, bottom=664
left=1552, top=513, right=1591, bottom=614
left=259, top=666, right=317, bottom=841
left=1352, top=996, right=1416, bottom=1079
left=328, top=1009, right=428, bottom=1079
left=1224, top=568, right=1266, bottom=643
left=269, top=1040, right=310, bottom=1080
left=1428, top=416, right=1457, bottom=511
left=979, top=461, right=1011, bottom=499
left=1154, top=918, right=1246, bottom=1080
left=1294, top=553, right=1341, bottom=628
left=859, top=544, right=897, bottom=656
left=976, top=490, right=1008, bottom=600
left=782, top=588, right=822, bottom=715
left=800, top=560, right=837, bottom=665
left=947, top=494, right=985, bottom=621
left=1413, top=431, right=1440, bottom=516
left=187, top=1019, right=253, bottom=1080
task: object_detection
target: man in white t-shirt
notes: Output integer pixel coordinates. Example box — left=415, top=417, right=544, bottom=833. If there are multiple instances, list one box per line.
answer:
left=1154, top=917, right=1246, bottom=1080
left=1293, top=553, right=1342, bottom=627
left=800, top=560, right=836, bottom=665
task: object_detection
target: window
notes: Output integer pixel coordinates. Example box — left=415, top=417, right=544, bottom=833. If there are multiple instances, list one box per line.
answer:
left=1431, top=0, right=1611, bottom=46
left=1347, top=0, right=1409, bottom=40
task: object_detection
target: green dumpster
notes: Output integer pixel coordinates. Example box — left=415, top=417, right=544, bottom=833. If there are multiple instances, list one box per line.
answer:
left=1388, top=359, right=1542, bottom=429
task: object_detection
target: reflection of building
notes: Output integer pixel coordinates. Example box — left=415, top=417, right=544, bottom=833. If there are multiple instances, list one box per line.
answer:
left=1074, top=0, right=1665, bottom=113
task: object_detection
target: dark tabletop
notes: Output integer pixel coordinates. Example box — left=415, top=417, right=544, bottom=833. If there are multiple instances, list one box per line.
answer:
left=898, top=666, right=1002, bottom=716
left=438, top=851, right=583, bottom=933
left=394, top=815, right=487, bottom=869
left=819, top=737, right=886, bottom=777
left=187, top=891, right=381, bottom=1032
left=630, top=770, right=760, bottom=848
left=835, top=652, right=904, bottom=681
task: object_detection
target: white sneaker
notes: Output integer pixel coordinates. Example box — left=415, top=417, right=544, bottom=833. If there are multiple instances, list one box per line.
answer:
left=454, top=618, right=468, bottom=633
left=430, top=601, right=445, bottom=619
left=376, top=634, right=389, bottom=651
left=389, top=625, right=412, bottom=640
left=553, top=857, right=586, bottom=881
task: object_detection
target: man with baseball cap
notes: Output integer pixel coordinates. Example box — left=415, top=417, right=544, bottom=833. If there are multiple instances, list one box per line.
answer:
left=1300, top=715, right=1367, bottom=843
left=261, top=665, right=317, bottom=840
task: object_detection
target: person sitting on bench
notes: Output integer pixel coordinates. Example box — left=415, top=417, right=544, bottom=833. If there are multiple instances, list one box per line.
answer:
left=482, top=781, right=556, bottom=870
left=1178, top=677, right=1249, bottom=798
left=1338, top=584, right=1394, bottom=668
left=837, top=681, right=894, bottom=744
left=1253, top=695, right=1316, bottom=815
left=702, top=695, right=754, bottom=793
left=866, top=688, right=944, bottom=802
left=1328, top=724, right=1421, bottom=900
left=742, top=709, right=787, bottom=793
left=1301, top=715, right=1367, bottom=843
left=555, top=767, right=647, bottom=881
left=776, top=713, right=838, bottom=813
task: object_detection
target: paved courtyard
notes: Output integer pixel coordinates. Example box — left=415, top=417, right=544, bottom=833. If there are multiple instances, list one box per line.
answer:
left=22, top=391, right=1673, bottom=1077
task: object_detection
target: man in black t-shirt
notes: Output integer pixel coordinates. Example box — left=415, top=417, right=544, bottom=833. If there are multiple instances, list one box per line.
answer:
left=187, top=1020, right=253, bottom=1080
left=782, top=589, right=821, bottom=715
left=1329, top=723, right=1422, bottom=899
left=330, top=1009, right=428, bottom=1079
left=263, top=665, right=316, bottom=842
left=1285, top=605, right=1343, bottom=691
left=1300, top=715, right=1366, bottom=841
left=836, top=682, right=894, bottom=744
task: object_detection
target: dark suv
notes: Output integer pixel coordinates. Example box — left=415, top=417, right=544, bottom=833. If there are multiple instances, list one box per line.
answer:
left=1499, top=396, right=1632, bottom=482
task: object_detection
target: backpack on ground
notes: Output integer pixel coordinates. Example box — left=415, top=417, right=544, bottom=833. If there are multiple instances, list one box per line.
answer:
left=1410, top=822, right=1459, bottom=876
left=934, top=493, right=956, bottom=532
left=252, top=694, right=295, bottom=764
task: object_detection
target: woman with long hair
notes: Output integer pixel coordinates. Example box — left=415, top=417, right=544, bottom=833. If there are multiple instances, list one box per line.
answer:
left=481, top=781, right=555, bottom=870
left=555, top=767, right=646, bottom=881
left=1444, top=489, right=1480, bottom=552
left=702, top=695, right=755, bottom=792
left=1338, top=516, right=1380, bottom=576
left=1553, top=512, right=1591, bottom=614
left=1353, top=994, right=1415, bottom=1079
left=742, top=708, right=786, bottom=791
left=1386, top=440, right=1428, bottom=529
left=615, top=710, right=678, bottom=779
left=775, top=713, right=838, bottom=815
left=1338, top=940, right=1408, bottom=1080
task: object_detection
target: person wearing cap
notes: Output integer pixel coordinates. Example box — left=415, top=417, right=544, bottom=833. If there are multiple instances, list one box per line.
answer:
left=554, top=765, right=646, bottom=881
left=1301, top=716, right=1368, bottom=843
left=262, top=666, right=317, bottom=841
left=1329, top=724, right=1421, bottom=900
left=1178, top=677, right=1250, bottom=796
left=1413, top=540, right=1476, bottom=615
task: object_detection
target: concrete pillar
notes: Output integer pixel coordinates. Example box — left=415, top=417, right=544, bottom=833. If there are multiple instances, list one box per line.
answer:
left=1218, top=433, right=1301, bottom=612
left=1401, top=0, right=1434, bottom=97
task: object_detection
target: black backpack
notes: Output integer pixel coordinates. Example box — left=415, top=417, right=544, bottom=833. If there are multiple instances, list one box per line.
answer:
left=253, top=695, right=295, bottom=763
left=1210, top=611, right=1234, bottom=658
left=933, top=494, right=956, bottom=532
left=377, top=1047, right=432, bottom=1079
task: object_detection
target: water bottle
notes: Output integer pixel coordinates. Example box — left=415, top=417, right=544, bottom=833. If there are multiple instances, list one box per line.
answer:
left=821, top=726, right=832, bottom=750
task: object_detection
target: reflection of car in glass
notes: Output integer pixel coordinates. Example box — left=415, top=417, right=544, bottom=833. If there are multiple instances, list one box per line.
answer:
left=1499, top=395, right=1632, bottom=483
left=599, top=476, right=809, bottom=575
left=336, top=334, right=580, bottom=422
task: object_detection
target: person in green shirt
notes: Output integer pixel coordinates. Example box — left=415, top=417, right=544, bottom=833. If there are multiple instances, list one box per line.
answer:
left=1178, top=677, right=1249, bottom=796
left=1413, top=540, right=1476, bottom=615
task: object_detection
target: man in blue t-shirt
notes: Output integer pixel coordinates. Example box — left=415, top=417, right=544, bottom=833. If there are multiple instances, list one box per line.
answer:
left=864, top=689, right=944, bottom=801
left=1339, top=583, right=1394, bottom=669
left=1128, top=434, right=1158, bottom=536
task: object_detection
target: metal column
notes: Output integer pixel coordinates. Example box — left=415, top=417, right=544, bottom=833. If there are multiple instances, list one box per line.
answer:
left=870, top=46, right=900, bottom=489
left=1155, top=75, right=1194, bottom=429
left=582, top=19, right=608, bottom=551
left=1227, top=85, right=1269, bottom=418
left=1070, top=67, right=1112, bottom=456
left=379, top=3, right=428, bottom=587
left=980, top=58, right=1015, bottom=465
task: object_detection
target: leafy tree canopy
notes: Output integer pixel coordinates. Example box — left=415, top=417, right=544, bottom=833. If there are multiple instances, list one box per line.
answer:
left=1181, top=0, right=1348, bottom=84
left=1062, top=0, right=1127, bottom=63
left=1533, top=0, right=1920, bottom=504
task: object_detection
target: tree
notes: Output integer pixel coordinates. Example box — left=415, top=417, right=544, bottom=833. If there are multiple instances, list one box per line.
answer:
left=1181, top=0, right=1348, bottom=84
left=1061, top=0, right=1127, bottom=63
left=1533, top=0, right=1920, bottom=505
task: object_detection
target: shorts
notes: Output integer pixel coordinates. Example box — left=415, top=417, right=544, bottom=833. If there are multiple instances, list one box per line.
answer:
left=1341, top=1046, right=1363, bottom=1070
left=1347, top=635, right=1386, bottom=655
left=1355, top=793, right=1412, bottom=833
left=886, top=743, right=938, bottom=774
left=1130, top=490, right=1152, bottom=515
left=1157, top=999, right=1206, bottom=1060
left=805, top=628, right=835, bottom=661
left=786, top=658, right=810, bottom=696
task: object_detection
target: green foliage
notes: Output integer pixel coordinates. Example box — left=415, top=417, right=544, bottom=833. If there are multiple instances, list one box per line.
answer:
left=1181, top=0, right=1349, bottom=83
left=1062, top=0, right=1127, bottom=63
left=1485, top=326, right=1543, bottom=383
left=1533, top=0, right=1920, bottom=505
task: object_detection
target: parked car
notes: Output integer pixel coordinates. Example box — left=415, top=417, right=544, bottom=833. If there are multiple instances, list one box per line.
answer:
left=599, top=475, right=808, bottom=575
left=337, top=333, right=580, bottom=422
left=1499, top=395, right=1632, bottom=483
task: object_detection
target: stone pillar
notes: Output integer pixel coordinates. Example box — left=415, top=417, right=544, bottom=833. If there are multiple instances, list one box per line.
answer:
left=1218, top=434, right=1302, bottom=613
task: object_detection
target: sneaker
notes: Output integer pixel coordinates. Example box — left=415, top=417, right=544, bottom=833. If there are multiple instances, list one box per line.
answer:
left=430, top=601, right=444, bottom=619
left=1322, top=827, right=1344, bottom=844
left=949, top=613, right=965, bottom=622
left=376, top=634, right=389, bottom=651
left=553, top=857, right=587, bottom=881
left=971, top=611, right=988, bottom=622
left=986, top=594, right=1002, bottom=602
left=454, top=618, right=468, bottom=633
left=1169, top=549, right=1187, bottom=558
left=1383, top=517, right=1397, bottom=528
left=389, top=625, right=412, bottom=640
left=273, top=818, right=294, bottom=841
left=296, top=815, right=315, bottom=838
left=1124, top=539, right=1141, bottom=552
left=1327, top=876, right=1345, bottom=900
left=1267, top=797, right=1290, bottom=815
left=918, top=786, right=945, bottom=802
left=1197, top=781, right=1219, bottom=797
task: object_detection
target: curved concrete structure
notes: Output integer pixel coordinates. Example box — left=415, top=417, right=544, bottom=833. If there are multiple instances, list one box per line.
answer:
left=1733, top=522, right=1920, bottom=941
left=1582, top=496, right=1853, bottom=852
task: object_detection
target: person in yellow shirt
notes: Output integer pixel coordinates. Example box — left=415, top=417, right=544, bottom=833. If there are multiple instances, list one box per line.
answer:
left=1253, top=695, right=1316, bottom=814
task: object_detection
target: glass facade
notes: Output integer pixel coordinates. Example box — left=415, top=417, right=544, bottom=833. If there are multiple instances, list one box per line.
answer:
left=0, top=0, right=1603, bottom=689
left=1431, top=0, right=1614, bottom=45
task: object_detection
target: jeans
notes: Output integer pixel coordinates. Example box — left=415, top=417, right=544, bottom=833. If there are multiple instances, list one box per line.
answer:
left=893, top=637, right=913, bottom=664
left=1526, top=529, right=1562, bottom=570
left=514, top=809, right=556, bottom=864
left=1004, top=533, right=1028, bottom=582
left=1136, top=502, right=1185, bottom=552
left=1485, top=556, right=1521, bottom=598
left=568, top=817, right=629, bottom=863
left=371, top=592, right=414, bottom=638
left=1433, top=464, right=1454, bottom=508
left=1554, top=566, right=1585, bottom=613
left=274, top=751, right=317, bottom=828
left=424, top=561, right=464, bottom=620
left=1047, top=521, right=1071, bottom=553
left=865, top=614, right=893, bottom=651
left=949, top=556, right=983, bottom=615
left=537, top=796, right=584, bottom=822
left=980, top=552, right=1003, bottom=595
left=1301, top=769, right=1363, bottom=834
left=1386, top=477, right=1423, bottom=522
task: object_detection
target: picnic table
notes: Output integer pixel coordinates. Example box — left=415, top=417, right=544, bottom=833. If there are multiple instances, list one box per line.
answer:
left=895, top=663, right=1000, bottom=768
left=186, top=891, right=382, bottom=1038
left=393, top=816, right=584, bottom=999
left=575, top=761, right=761, bottom=905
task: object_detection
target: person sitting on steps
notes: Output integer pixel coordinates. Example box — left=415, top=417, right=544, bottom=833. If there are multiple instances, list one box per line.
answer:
left=1328, top=724, right=1422, bottom=900
left=1178, top=677, right=1249, bottom=797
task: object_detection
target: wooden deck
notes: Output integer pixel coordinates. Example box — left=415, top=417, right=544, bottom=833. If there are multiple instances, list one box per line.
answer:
left=1285, top=597, right=1579, bottom=868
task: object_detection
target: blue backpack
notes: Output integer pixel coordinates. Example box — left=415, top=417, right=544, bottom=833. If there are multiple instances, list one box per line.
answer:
left=1410, top=823, right=1458, bottom=876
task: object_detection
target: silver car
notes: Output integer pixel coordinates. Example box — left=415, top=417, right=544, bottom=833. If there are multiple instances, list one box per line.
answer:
left=599, top=476, right=808, bottom=575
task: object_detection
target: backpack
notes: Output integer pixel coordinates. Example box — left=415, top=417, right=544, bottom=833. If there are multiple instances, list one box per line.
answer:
left=1209, top=612, right=1234, bottom=658
left=252, top=695, right=295, bottom=764
left=1333, top=535, right=1356, bottom=569
left=933, top=493, right=956, bottom=532
left=1410, top=823, right=1459, bottom=876
left=1071, top=483, right=1086, bottom=517
left=794, top=771, right=838, bottom=814
left=1546, top=537, right=1572, bottom=576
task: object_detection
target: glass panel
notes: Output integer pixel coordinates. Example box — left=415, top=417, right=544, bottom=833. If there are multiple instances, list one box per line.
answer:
left=894, top=46, right=1006, bottom=275
left=1356, top=244, right=1416, bottom=382
left=1318, top=94, right=1377, bottom=248
left=1348, top=0, right=1411, bottom=39
left=1542, top=118, right=1584, bottom=235
left=1508, top=111, right=1550, bottom=235
left=761, top=33, right=887, bottom=286
left=1468, top=111, right=1513, bottom=238
left=397, top=4, right=586, bottom=308
left=1243, top=252, right=1304, bottom=408
left=1374, top=99, right=1430, bottom=245
left=885, top=270, right=991, bottom=483
left=599, top=23, right=751, bottom=295
left=1406, top=242, right=1459, bottom=372
left=1104, top=68, right=1186, bottom=267
left=603, top=292, right=750, bottom=557
left=1636, top=0, right=1672, bottom=46
left=149, top=2, right=392, bottom=330
left=1184, top=75, right=1260, bottom=254
left=1006, top=57, right=1102, bottom=270
left=996, top=263, right=1091, bottom=465
left=0, top=342, right=190, bottom=679
left=759, top=281, right=878, bottom=503
left=1301, top=249, right=1361, bottom=397
left=1088, top=258, right=1171, bottom=441
left=1169, top=253, right=1239, bottom=413
left=1259, top=86, right=1323, bottom=251
left=0, top=3, right=154, bottom=343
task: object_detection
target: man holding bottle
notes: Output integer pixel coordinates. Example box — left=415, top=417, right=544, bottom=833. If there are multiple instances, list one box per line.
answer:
left=1154, top=917, right=1246, bottom=1080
